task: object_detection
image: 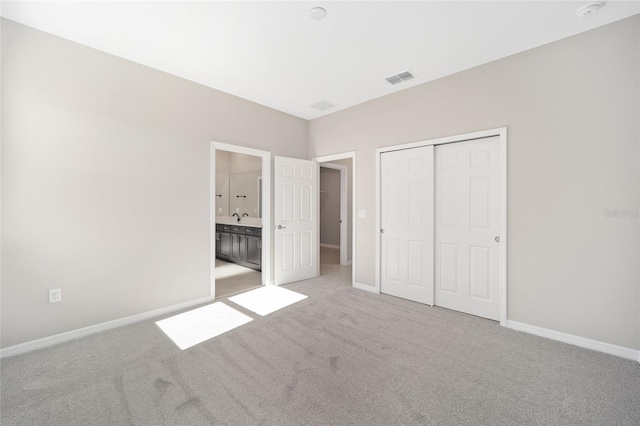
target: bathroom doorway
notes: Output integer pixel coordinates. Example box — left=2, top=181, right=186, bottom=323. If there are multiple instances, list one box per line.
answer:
left=211, top=143, right=271, bottom=299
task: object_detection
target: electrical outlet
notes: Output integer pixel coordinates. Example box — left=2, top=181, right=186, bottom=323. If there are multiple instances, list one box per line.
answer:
left=359, top=209, right=367, bottom=218
left=218, top=208, right=222, bottom=213
left=49, top=288, right=62, bottom=303
left=235, top=208, right=239, bottom=212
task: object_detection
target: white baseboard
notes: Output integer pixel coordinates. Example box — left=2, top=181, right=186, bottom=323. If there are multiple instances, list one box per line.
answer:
left=320, top=243, right=340, bottom=250
left=353, top=282, right=379, bottom=293
left=0, top=295, right=216, bottom=358
left=507, top=320, right=639, bottom=363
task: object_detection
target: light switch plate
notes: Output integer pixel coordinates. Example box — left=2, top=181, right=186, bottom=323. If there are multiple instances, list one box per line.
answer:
left=359, top=209, right=366, bottom=218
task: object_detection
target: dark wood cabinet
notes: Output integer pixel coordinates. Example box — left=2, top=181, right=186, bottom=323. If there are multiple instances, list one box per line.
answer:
left=231, top=233, right=247, bottom=263
left=246, top=235, right=261, bottom=269
left=215, top=224, right=261, bottom=271
left=218, top=231, right=232, bottom=259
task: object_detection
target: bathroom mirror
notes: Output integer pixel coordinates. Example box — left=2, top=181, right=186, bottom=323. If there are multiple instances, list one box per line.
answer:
left=229, top=170, right=262, bottom=218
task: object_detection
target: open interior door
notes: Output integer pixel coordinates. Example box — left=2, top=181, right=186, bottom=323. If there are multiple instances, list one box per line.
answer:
left=274, top=156, right=319, bottom=285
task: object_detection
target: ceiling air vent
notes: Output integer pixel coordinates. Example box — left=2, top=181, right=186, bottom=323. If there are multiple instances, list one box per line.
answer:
left=385, top=70, right=416, bottom=85
left=310, top=100, right=336, bottom=111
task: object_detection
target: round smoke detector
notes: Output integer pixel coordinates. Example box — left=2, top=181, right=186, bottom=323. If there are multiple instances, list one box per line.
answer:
left=577, top=2, right=603, bottom=17
left=309, top=7, right=327, bottom=20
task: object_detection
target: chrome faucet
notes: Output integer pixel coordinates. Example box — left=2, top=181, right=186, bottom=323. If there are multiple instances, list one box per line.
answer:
left=232, top=213, right=240, bottom=222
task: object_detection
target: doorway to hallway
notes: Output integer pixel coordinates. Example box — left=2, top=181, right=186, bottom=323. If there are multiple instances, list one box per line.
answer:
left=314, top=152, right=356, bottom=286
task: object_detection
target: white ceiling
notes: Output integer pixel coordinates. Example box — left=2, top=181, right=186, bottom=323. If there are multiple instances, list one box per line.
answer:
left=2, top=1, right=639, bottom=120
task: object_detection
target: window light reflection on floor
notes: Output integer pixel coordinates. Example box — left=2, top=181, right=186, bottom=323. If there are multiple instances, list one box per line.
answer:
left=156, top=302, right=252, bottom=350
left=228, top=285, right=307, bottom=316
left=215, top=263, right=258, bottom=280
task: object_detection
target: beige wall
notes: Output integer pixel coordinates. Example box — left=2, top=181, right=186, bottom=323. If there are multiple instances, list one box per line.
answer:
left=1, top=19, right=307, bottom=348
left=229, top=151, right=262, bottom=173
left=309, top=16, right=640, bottom=350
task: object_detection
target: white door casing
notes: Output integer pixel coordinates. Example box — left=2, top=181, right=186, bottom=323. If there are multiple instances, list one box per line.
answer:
left=435, top=137, right=500, bottom=320
left=275, top=156, right=319, bottom=285
left=380, top=146, right=435, bottom=305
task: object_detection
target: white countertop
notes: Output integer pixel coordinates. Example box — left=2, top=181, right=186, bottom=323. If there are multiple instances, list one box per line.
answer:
left=216, top=216, right=262, bottom=228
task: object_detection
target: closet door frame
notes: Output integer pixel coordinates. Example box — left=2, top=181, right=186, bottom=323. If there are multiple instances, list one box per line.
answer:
left=374, top=127, right=508, bottom=326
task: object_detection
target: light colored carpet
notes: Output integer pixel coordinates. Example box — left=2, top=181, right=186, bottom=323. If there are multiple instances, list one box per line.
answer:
left=2, top=263, right=639, bottom=425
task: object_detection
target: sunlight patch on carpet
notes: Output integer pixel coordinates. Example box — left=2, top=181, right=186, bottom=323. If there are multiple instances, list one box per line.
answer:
left=229, top=285, right=307, bottom=316
left=156, top=302, right=252, bottom=350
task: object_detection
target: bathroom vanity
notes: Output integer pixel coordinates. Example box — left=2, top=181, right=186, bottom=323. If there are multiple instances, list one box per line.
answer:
left=215, top=219, right=262, bottom=271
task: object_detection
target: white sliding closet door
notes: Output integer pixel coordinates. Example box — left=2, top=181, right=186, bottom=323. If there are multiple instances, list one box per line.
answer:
left=380, top=146, right=434, bottom=305
left=435, top=137, right=500, bottom=320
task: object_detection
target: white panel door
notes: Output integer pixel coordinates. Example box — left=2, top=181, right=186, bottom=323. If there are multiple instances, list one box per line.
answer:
left=435, top=137, right=500, bottom=320
left=380, top=146, right=434, bottom=305
left=275, top=156, right=318, bottom=285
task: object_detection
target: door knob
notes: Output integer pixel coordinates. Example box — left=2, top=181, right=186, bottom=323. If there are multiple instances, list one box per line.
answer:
left=380, top=229, right=385, bottom=233
left=495, top=236, right=500, bottom=242
left=278, top=225, right=286, bottom=230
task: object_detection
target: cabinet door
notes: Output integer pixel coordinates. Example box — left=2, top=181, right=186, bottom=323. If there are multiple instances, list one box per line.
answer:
left=246, top=236, right=261, bottom=270
left=219, top=232, right=232, bottom=259
left=231, top=234, right=247, bottom=263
